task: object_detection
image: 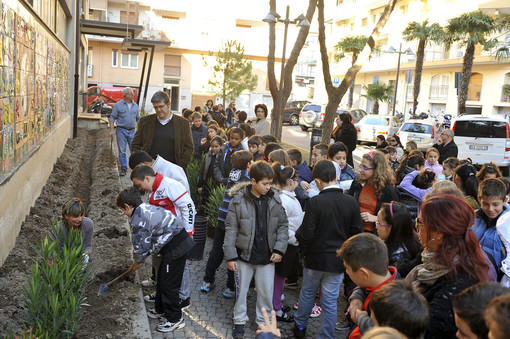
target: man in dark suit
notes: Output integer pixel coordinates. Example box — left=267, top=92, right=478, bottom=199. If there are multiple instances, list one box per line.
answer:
left=132, top=91, right=193, bottom=170
left=432, top=128, right=458, bottom=164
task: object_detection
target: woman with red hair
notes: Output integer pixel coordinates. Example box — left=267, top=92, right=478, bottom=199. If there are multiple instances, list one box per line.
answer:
left=405, top=194, right=488, bottom=339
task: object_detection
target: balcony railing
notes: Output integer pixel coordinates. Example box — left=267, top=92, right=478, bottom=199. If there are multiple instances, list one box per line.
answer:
left=429, top=85, right=448, bottom=100
left=467, top=85, right=482, bottom=101
left=502, top=85, right=510, bottom=102
left=164, top=66, right=181, bottom=77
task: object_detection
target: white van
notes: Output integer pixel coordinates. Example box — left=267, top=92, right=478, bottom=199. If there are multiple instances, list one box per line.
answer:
left=452, top=115, right=510, bottom=175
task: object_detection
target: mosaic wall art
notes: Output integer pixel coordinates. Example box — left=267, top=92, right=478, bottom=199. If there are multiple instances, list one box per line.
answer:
left=0, top=0, right=70, bottom=175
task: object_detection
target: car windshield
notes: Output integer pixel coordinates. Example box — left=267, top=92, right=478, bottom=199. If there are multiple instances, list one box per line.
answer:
left=362, top=117, right=388, bottom=126
left=454, top=120, right=507, bottom=138
left=303, top=105, right=321, bottom=113
left=401, top=123, right=432, bottom=134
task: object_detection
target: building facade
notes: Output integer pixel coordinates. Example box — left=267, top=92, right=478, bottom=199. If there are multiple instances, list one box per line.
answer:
left=315, top=0, right=510, bottom=118
left=86, top=0, right=319, bottom=117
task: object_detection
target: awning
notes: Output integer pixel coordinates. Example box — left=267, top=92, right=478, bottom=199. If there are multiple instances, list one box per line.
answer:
left=120, top=38, right=170, bottom=52
left=479, top=0, right=510, bottom=15
left=80, top=19, right=143, bottom=39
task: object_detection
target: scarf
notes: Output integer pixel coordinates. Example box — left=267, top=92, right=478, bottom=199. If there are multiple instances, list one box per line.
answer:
left=405, top=248, right=453, bottom=287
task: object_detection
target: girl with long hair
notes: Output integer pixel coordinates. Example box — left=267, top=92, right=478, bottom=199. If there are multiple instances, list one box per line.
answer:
left=271, top=162, right=303, bottom=322
left=375, top=135, right=389, bottom=149
left=332, top=113, right=357, bottom=167
left=347, top=151, right=399, bottom=233
left=388, top=135, right=404, bottom=160
left=395, top=153, right=425, bottom=185
left=377, top=201, right=421, bottom=276
left=453, top=163, right=480, bottom=209
left=406, top=194, right=488, bottom=338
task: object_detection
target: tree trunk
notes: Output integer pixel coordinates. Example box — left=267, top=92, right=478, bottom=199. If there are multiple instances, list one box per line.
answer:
left=267, top=0, right=317, bottom=141
left=318, top=0, right=398, bottom=143
left=458, top=43, right=475, bottom=115
left=412, top=39, right=425, bottom=117
left=373, top=101, right=379, bottom=115
left=348, top=76, right=355, bottom=108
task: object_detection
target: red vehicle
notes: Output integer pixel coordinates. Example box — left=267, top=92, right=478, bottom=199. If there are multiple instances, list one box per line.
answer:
left=87, top=86, right=138, bottom=107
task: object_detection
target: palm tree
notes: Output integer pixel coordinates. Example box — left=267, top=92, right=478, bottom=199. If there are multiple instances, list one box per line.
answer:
left=334, top=36, right=369, bottom=108
left=403, top=20, right=443, bottom=118
left=445, top=11, right=501, bottom=114
left=362, top=82, right=394, bottom=115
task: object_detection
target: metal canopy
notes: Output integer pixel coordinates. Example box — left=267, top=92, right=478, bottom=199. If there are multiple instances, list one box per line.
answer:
left=80, top=19, right=143, bottom=39
left=120, top=38, right=170, bottom=52
left=120, top=38, right=172, bottom=109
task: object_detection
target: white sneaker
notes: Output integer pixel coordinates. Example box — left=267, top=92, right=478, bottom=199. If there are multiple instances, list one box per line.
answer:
left=144, top=292, right=156, bottom=303
left=147, top=308, right=164, bottom=320
left=157, top=317, right=185, bottom=332
left=141, top=278, right=156, bottom=288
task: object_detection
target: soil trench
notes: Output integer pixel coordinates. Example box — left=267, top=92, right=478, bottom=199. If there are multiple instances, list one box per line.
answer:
left=0, top=129, right=143, bottom=338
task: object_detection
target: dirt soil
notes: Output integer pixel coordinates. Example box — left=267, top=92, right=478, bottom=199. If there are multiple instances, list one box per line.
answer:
left=0, top=129, right=143, bottom=338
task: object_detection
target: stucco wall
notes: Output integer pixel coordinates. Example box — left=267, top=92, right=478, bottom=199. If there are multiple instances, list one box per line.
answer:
left=0, top=116, right=71, bottom=266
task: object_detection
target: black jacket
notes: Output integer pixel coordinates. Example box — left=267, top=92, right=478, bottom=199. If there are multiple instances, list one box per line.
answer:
left=432, top=140, right=458, bottom=164
left=296, top=187, right=363, bottom=273
left=419, top=268, right=476, bottom=339
left=333, top=124, right=358, bottom=166
left=347, top=180, right=400, bottom=219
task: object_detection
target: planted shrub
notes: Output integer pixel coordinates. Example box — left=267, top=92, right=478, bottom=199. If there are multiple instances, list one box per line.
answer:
left=205, top=179, right=226, bottom=229
left=22, top=219, right=90, bottom=339
left=187, top=154, right=206, bottom=209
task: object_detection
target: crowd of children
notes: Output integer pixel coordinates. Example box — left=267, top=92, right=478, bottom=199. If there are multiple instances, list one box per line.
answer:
left=61, top=106, right=510, bottom=338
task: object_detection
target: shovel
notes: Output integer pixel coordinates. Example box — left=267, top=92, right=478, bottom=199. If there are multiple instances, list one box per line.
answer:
left=97, top=267, right=134, bottom=296
left=110, top=135, right=113, bottom=165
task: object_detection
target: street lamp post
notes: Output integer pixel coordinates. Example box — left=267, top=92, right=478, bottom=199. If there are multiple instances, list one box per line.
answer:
left=263, top=7, right=309, bottom=136
left=385, top=43, right=414, bottom=116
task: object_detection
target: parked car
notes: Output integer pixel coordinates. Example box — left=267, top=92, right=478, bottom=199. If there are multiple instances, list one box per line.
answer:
left=284, top=100, right=310, bottom=125
left=397, top=120, right=438, bottom=151
left=298, top=104, right=365, bottom=131
left=355, top=115, right=402, bottom=143
left=452, top=114, right=510, bottom=176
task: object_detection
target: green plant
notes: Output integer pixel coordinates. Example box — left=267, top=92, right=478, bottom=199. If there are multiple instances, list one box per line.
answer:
left=362, top=82, right=394, bottom=115
left=503, top=84, right=510, bottom=95
left=22, top=219, right=90, bottom=339
left=205, top=179, right=226, bottom=229
left=186, top=154, right=206, bottom=209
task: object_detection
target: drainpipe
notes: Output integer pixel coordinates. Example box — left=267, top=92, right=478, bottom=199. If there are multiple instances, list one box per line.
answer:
left=72, top=0, right=80, bottom=138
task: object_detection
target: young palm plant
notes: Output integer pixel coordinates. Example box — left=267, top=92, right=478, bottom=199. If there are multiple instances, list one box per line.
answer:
left=362, top=82, right=394, bottom=115
left=23, top=219, right=90, bottom=338
left=403, top=20, right=444, bottom=117
left=205, top=178, right=226, bottom=230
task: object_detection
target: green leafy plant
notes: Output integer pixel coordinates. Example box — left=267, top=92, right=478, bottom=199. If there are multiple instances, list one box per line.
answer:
left=21, top=219, right=90, bottom=339
left=205, top=179, right=226, bottom=229
left=186, top=154, right=206, bottom=210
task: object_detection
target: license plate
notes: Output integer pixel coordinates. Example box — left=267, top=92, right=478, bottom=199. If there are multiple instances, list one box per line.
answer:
left=469, top=145, right=488, bottom=151
left=409, top=136, right=422, bottom=141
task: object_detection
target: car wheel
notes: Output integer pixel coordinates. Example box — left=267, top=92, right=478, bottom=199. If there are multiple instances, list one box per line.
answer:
left=300, top=125, right=308, bottom=132
left=290, top=115, right=299, bottom=126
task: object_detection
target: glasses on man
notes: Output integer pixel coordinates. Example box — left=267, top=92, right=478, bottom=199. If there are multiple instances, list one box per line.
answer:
left=153, top=104, right=167, bottom=110
left=360, top=166, right=373, bottom=172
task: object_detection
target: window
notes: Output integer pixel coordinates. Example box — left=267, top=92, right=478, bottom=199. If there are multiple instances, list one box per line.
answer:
left=121, top=53, right=138, bottom=69
left=454, top=121, right=506, bottom=138
left=362, top=18, right=367, bottom=27
left=112, top=50, right=118, bottom=67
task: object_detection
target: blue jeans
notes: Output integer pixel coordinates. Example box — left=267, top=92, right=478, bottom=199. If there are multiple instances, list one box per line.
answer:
left=294, top=268, right=344, bottom=339
left=116, top=128, right=135, bottom=169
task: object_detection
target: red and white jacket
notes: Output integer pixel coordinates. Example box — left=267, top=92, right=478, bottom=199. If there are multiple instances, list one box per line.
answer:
left=149, top=173, right=196, bottom=235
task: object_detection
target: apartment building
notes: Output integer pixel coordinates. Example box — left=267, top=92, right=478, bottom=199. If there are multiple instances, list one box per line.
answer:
left=86, top=0, right=318, bottom=115
left=315, top=0, right=510, bottom=117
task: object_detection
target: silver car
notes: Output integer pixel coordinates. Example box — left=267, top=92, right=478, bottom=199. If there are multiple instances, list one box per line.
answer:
left=355, top=115, right=402, bottom=143
left=397, top=120, right=438, bottom=151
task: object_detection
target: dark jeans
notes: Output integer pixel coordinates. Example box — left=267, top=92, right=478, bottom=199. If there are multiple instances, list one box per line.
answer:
left=156, top=252, right=187, bottom=322
left=203, top=227, right=235, bottom=290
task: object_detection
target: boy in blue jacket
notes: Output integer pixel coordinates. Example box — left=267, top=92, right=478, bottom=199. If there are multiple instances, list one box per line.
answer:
left=473, top=178, right=510, bottom=274
left=116, top=187, right=195, bottom=333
